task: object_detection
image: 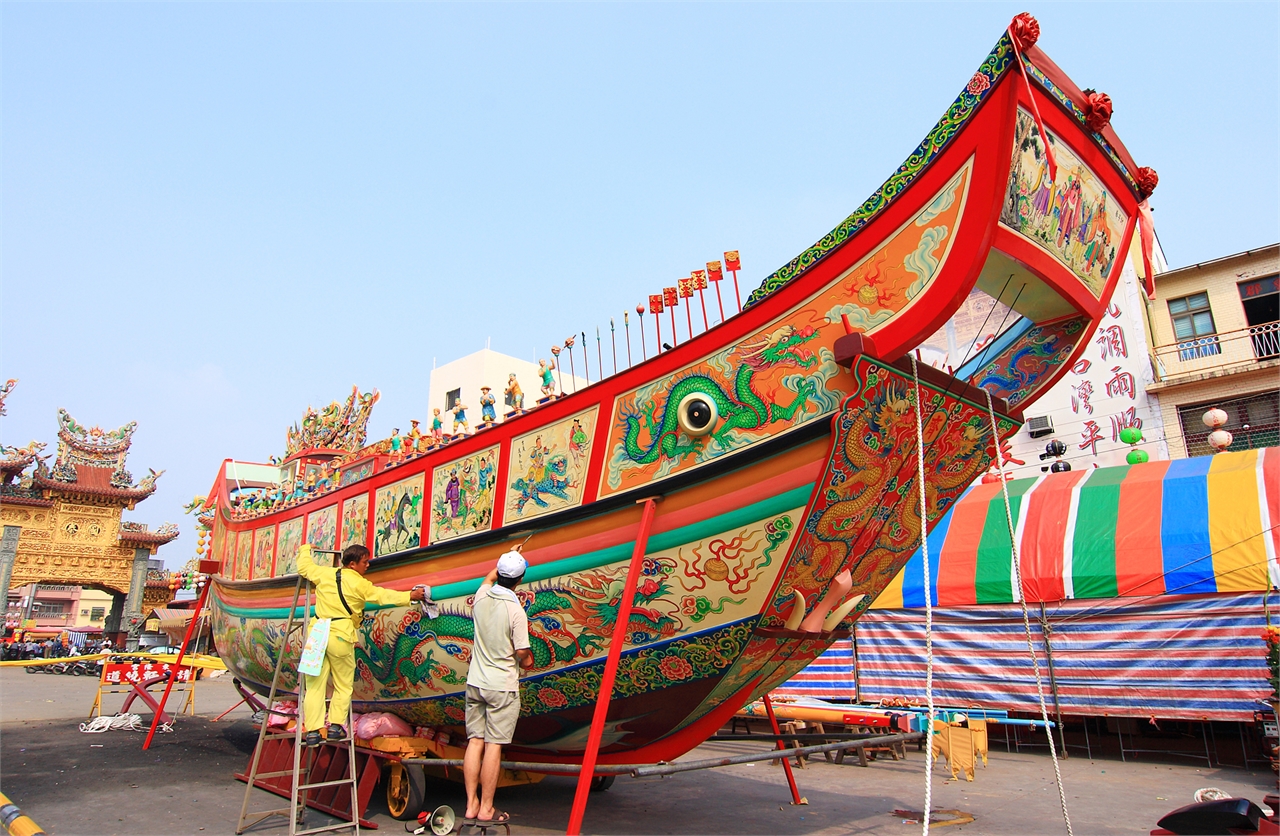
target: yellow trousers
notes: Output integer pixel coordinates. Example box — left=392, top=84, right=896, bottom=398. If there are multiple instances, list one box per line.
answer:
left=302, top=633, right=355, bottom=732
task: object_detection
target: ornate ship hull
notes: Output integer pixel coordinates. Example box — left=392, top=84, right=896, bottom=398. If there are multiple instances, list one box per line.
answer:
left=206, top=17, right=1155, bottom=766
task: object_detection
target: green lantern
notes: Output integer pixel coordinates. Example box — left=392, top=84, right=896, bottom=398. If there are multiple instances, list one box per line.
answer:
left=1127, top=449, right=1149, bottom=465
left=1118, top=427, right=1143, bottom=445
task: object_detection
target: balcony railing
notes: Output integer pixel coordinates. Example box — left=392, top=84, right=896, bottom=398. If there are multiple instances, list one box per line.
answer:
left=1153, top=321, right=1280, bottom=380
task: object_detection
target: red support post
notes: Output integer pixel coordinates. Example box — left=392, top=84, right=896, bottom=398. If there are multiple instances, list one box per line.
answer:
left=763, top=693, right=805, bottom=806
left=566, top=498, right=660, bottom=835
left=142, top=579, right=210, bottom=750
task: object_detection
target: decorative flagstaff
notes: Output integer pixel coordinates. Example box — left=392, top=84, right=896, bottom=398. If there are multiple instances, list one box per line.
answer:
left=692, top=269, right=710, bottom=331
left=609, top=321, right=617, bottom=375
left=551, top=345, right=564, bottom=394
left=648, top=295, right=663, bottom=353
left=564, top=335, right=577, bottom=392
left=626, top=310, right=636, bottom=365
left=581, top=331, right=591, bottom=385
left=725, top=250, right=743, bottom=312
left=597, top=327, right=604, bottom=380
left=678, top=278, right=695, bottom=341
left=707, top=260, right=725, bottom=323
left=663, top=286, right=679, bottom=347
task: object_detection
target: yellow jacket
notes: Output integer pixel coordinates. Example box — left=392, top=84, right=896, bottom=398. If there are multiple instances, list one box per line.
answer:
left=296, top=544, right=412, bottom=641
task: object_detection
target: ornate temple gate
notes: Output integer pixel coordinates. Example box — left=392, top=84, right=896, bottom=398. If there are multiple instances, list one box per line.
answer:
left=0, top=382, right=178, bottom=648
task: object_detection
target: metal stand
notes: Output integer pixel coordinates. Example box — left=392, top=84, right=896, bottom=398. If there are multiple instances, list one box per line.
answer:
left=236, top=569, right=362, bottom=835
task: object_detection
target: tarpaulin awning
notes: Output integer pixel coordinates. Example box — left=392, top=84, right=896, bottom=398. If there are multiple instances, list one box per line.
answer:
left=875, top=447, right=1279, bottom=608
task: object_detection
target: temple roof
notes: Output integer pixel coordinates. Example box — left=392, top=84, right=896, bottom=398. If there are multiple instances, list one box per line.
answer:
left=285, top=386, right=379, bottom=458
left=120, top=520, right=181, bottom=548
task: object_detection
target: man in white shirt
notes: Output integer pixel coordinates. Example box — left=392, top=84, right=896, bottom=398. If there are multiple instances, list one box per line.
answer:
left=463, top=549, right=533, bottom=828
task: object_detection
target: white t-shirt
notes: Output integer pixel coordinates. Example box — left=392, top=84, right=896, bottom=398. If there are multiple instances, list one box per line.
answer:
left=466, top=584, right=530, bottom=692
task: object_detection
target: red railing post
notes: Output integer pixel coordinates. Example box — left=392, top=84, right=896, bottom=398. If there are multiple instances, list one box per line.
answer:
left=566, top=497, right=659, bottom=835
left=142, top=578, right=211, bottom=750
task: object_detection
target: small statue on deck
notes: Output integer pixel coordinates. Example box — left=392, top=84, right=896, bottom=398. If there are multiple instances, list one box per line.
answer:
left=479, top=387, right=497, bottom=425
left=452, top=403, right=469, bottom=436
left=539, top=357, right=557, bottom=399
left=504, top=373, right=524, bottom=413
left=431, top=409, right=444, bottom=440
left=407, top=419, right=423, bottom=453
left=389, top=428, right=403, bottom=457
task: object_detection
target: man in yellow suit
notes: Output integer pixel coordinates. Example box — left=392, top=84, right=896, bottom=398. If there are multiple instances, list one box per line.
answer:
left=295, top=543, right=427, bottom=747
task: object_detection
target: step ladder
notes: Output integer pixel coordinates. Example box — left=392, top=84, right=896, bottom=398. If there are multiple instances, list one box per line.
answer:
left=236, top=556, right=362, bottom=836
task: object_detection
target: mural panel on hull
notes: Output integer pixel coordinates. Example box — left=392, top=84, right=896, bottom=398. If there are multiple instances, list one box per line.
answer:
left=253, top=526, right=275, bottom=580
left=306, top=504, right=338, bottom=552
left=1002, top=109, right=1129, bottom=298
left=429, top=446, right=500, bottom=544
left=234, top=531, right=253, bottom=581
left=341, top=494, right=369, bottom=550
left=601, top=165, right=972, bottom=498
left=374, top=474, right=425, bottom=557
left=276, top=517, right=304, bottom=576
left=505, top=407, right=598, bottom=524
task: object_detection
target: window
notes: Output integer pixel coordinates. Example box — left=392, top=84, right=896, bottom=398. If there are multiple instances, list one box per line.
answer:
left=445, top=388, right=461, bottom=410
left=1238, top=275, right=1279, bottom=359
left=1168, top=292, right=1220, bottom=360
left=1177, top=391, right=1280, bottom=457
left=90, top=607, right=105, bottom=622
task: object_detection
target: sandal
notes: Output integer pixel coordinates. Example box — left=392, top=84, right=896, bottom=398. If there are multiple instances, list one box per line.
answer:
left=475, top=810, right=511, bottom=826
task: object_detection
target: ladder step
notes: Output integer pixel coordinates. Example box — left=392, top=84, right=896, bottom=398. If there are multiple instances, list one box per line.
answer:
left=249, top=768, right=300, bottom=779
left=261, top=731, right=301, bottom=741
left=297, top=778, right=359, bottom=791
left=295, top=821, right=359, bottom=836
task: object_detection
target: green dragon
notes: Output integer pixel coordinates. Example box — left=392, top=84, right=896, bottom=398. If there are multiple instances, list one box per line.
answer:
left=623, top=365, right=817, bottom=465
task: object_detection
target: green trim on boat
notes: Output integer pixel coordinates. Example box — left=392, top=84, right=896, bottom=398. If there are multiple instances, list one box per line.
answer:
left=214, top=483, right=814, bottom=620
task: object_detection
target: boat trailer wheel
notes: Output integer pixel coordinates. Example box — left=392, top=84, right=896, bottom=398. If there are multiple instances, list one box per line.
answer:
left=590, top=774, right=615, bottom=792
left=387, top=760, right=427, bottom=820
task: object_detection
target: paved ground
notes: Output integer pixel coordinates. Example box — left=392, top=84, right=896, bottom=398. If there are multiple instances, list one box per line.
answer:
left=1, top=667, right=1274, bottom=835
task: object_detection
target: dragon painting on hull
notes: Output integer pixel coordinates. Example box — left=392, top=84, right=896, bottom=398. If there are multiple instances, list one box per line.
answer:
left=207, top=16, right=1157, bottom=767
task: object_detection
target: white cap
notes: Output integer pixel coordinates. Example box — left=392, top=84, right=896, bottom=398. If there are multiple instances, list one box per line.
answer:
left=496, top=550, right=527, bottom=579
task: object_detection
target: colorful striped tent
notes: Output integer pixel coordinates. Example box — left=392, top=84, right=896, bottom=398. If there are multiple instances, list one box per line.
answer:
left=780, top=449, right=1278, bottom=718
left=875, top=447, right=1279, bottom=608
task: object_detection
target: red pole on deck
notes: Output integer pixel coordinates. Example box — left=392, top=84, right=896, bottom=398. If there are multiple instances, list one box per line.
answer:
left=763, top=693, right=806, bottom=806
left=566, top=497, right=660, bottom=836
left=143, top=577, right=211, bottom=750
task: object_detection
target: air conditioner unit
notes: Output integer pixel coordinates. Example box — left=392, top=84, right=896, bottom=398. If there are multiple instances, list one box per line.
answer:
left=1027, top=416, right=1054, bottom=438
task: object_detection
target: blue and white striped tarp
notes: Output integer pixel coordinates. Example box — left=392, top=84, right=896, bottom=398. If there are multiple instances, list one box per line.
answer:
left=852, top=592, right=1271, bottom=721
left=775, top=637, right=855, bottom=700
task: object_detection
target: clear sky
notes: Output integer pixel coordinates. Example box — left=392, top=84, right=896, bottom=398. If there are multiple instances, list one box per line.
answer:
left=3, top=2, right=1276, bottom=567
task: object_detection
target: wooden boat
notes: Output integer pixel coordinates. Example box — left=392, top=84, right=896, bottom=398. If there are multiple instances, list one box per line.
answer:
left=204, top=14, right=1156, bottom=767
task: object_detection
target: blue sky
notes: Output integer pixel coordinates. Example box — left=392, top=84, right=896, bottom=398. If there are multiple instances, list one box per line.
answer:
left=3, top=3, right=1276, bottom=567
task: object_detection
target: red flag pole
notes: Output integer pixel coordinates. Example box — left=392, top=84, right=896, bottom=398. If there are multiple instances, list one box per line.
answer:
left=566, top=498, right=660, bottom=836
left=654, top=309, right=663, bottom=353
left=633, top=307, right=644, bottom=362
left=708, top=261, right=725, bottom=324
left=684, top=298, right=693, bottom=341
left=731, top=269, right=742, bottom=312
left=668, top=304, right=678, bottom=347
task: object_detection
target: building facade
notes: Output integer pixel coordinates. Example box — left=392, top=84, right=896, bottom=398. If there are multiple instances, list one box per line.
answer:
left=1145, top=244, right=1279, bottom=458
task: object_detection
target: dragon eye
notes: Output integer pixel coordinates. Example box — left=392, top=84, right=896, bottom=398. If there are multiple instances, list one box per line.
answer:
left=676, top=393, right=718, bottom=437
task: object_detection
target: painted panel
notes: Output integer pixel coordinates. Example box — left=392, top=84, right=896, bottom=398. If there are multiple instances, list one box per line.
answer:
left=505, top=407, right=598, bottom=523
left=341, top=493, right=369, bottom=550
left=1001, top=109, right=1129, bottom=298
left=340, top=461, right=375, bottom=488
left=969, top=317, right=1087, bottom=407
left=602, top=165, right=971, bottom=498
left=234, top=531, right=253, bottom=581
left=374, top=474, right=425, bottom=557
left=276, top=517, right=304, bottom=576
left=429, top=445, right=499, bottom=544
left=252, top=526, right=275, bottom=580
left=306, top=504, right=338, bottom=551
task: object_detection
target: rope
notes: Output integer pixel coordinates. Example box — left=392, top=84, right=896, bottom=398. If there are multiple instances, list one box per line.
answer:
left=78, top=712, right=170, bottom=734
left=983, top=388, right=1073, bottom=836
left=909, top=356, right=936, bottom=836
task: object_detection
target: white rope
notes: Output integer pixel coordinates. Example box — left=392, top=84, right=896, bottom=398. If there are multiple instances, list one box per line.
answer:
left=79, top=712, right=170, bottom=734
left=983, top=388, right=1073, bottom=836
left=909, top=356, right=936, bottom=836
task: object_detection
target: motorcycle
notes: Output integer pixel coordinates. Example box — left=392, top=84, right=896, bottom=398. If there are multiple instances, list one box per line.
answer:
left=69, top=658, right=99, bottom=676
left=46, top=660, right=72, bottom=675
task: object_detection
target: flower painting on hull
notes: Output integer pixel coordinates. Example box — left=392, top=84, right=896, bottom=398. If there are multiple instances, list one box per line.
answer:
left=276, top=517, right=304, bottom=576
left=505, top=408, right=598, bottom=523
left=1002, top=110, right=1129, bottom=298
left=430, top=445, right=499, bottom=544
left=341, top=494, right=369, bottom=550
left=374, top=474, right=425, bottom=557
left=307, top=504, right=337, bottom=551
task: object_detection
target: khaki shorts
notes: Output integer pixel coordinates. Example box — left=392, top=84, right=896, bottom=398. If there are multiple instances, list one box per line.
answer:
left=465, top=685, right=520, bottom=745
